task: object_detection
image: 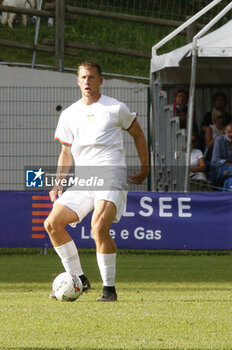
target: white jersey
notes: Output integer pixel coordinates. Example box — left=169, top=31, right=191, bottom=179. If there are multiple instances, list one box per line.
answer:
left=54, top=95, right=136, bottom=166
left=191, top=148, right=204, bottom=168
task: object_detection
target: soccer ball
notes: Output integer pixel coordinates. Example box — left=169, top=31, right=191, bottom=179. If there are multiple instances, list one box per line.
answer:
left=52, top=272, right=83, bottom=302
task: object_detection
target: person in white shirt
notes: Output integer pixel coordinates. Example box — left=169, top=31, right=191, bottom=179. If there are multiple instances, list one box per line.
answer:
left=204, top=107, right=226, bottom=162
left=44, top=61, right=149, bottom=302
left=189, top=135, right=207, bottom=182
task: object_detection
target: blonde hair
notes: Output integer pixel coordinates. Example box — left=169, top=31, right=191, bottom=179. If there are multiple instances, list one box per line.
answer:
left=77, top=61, right=102, bottom=76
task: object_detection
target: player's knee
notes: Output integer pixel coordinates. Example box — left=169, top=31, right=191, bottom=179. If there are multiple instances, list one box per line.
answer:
left=44, top=215, right=64, bottom=237
left=44, top=216, right=53, bottom=236
left=91, top=220, right=109, bottom=242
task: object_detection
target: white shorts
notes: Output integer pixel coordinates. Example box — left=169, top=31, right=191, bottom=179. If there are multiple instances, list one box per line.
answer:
left=54, top=189, right=128, bottom=227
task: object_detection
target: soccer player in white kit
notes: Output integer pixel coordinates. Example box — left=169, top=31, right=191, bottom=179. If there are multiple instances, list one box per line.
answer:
left=44, top=61, right=149, bottom=301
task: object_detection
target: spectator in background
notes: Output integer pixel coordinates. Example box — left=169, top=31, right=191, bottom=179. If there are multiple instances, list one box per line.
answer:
left=173, top=86, right=189, bottom=117
left=210, top=123, right=232, bottom=188
left=204, top=107, right=226, bottom=164
left=173, top=85, right=198, bottom=135
left=189, top=134, right=207, bottom=183
left=199, top=92, right=231, bottom=152
left=202, top=92, right=231, bottom=129
left=177, top=103, right=199, bottom=136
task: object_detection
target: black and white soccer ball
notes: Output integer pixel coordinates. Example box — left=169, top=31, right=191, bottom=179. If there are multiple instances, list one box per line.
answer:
left=52, top=272, right=83, bottom=302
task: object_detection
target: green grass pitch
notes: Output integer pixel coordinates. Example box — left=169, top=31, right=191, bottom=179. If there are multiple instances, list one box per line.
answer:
left=0, top=251, right=232, bottom=349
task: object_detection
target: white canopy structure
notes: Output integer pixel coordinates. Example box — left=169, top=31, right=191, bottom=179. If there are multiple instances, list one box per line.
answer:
left=151, top=18, right=232, bottom=85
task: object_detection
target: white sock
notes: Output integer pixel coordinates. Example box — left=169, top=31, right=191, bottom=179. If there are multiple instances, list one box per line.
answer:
left=54, top=240, right=84, bottom=276
left=96, top=252, right=116, bottom=287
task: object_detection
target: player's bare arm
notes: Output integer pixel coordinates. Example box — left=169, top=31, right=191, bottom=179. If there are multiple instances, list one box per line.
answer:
left=49, top=145, right=73, bottom=202
left=127, top=120, right=149, bottom=184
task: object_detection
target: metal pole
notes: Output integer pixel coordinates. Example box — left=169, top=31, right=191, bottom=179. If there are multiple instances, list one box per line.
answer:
left=55, top=0, right=65, bottom=72
left=32, top=0, right=43, bottom=68
left=147, top=86, right=151, bottom=191
left=184, top=38, right=198, bottom=192
left=149, top=71, right=156, bottom=191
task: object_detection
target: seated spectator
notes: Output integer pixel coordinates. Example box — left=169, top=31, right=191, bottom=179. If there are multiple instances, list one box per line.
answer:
left=204, top=108, right=226, bottom=163
left=177, top=106, right=199, bottom=136
left=202, top=92, right=231, bottom=128
left=173, top=86, right=198, bottom=135
left=173, top=86, right=189, bottom=117
left=199, top=92, right=231, bottom=152
left=189, top=134, right=207, bottom=183
left=210, top=123, right=232, bottom=188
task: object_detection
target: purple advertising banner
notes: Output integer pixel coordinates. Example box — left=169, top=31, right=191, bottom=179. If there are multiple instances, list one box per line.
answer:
left=0, top=191, right=232, bottom=249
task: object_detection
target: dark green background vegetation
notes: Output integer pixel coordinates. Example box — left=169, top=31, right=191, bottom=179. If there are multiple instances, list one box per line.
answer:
left=1, top=0, right=230, bottom=77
